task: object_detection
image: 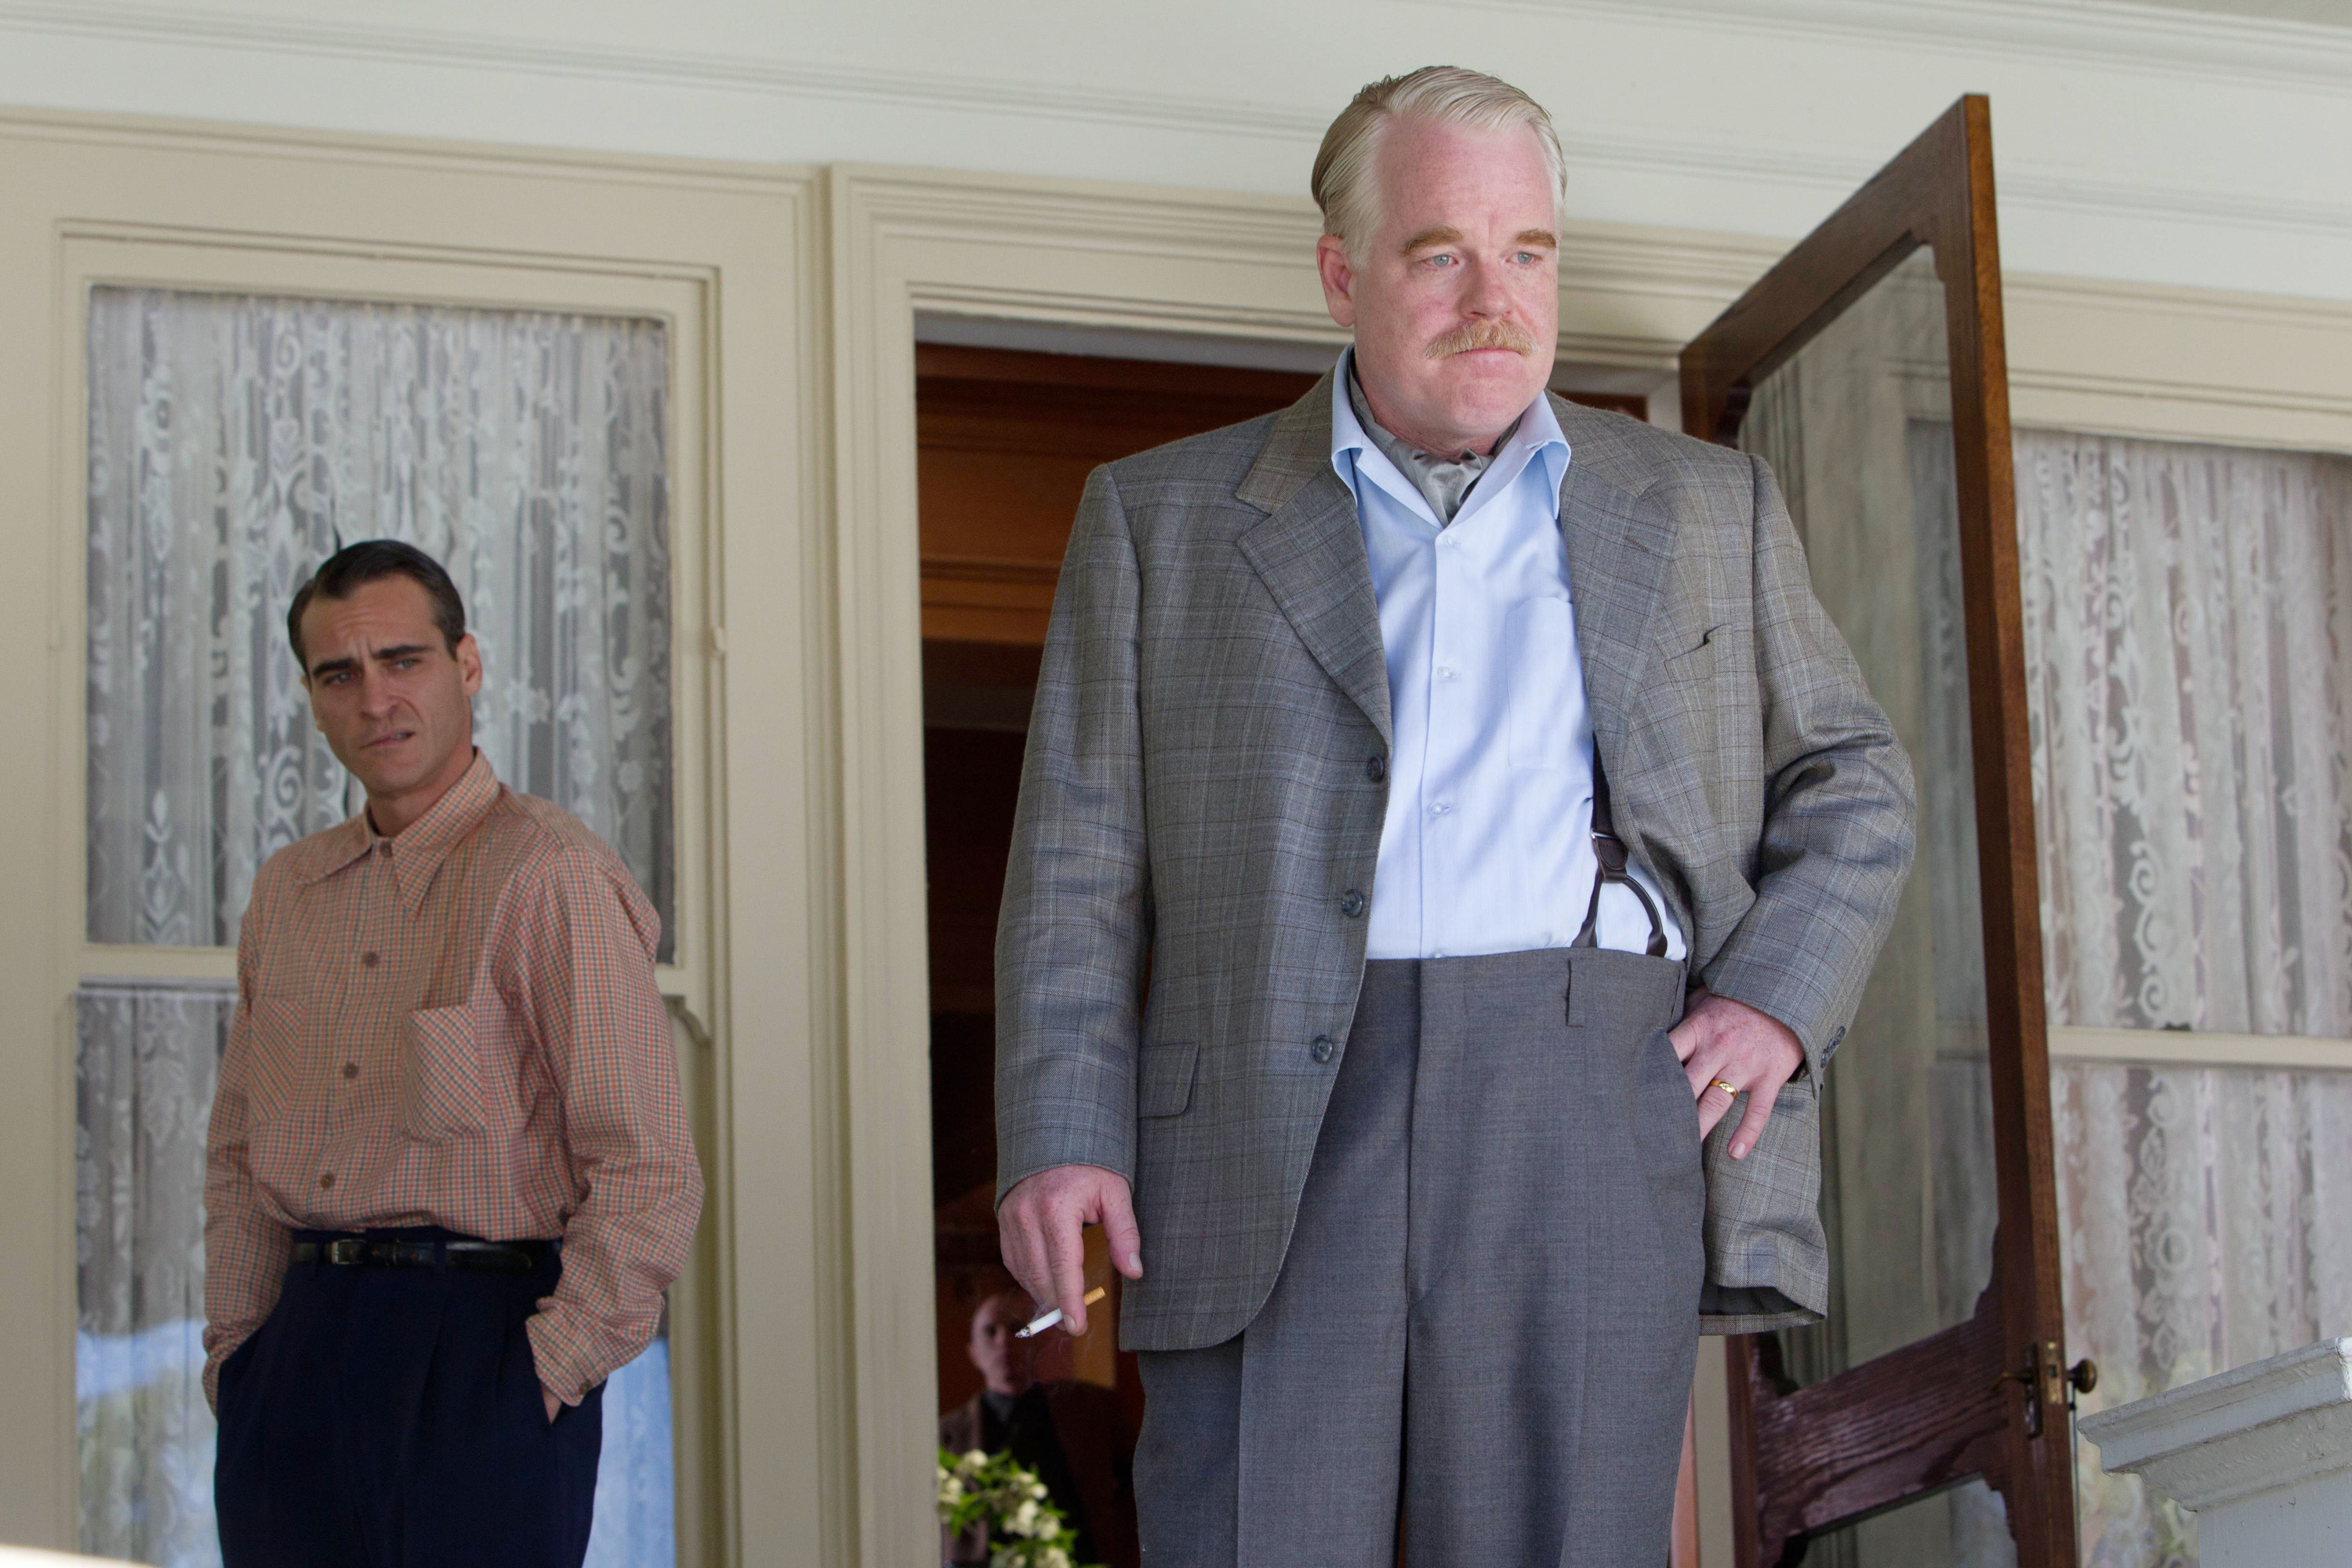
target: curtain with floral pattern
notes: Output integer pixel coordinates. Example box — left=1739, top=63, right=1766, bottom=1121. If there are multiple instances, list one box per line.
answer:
left=78, top=288, right=678, bottom=1566
left=2016, top=428, right=2352, bottom=1566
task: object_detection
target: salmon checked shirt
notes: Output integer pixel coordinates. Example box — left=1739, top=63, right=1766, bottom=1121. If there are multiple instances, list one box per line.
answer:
left=201, top=751, right=703, bottom=1411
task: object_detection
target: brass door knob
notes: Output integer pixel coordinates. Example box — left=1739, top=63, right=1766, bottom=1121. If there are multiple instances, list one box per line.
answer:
left=2070, top=1359, right=2099, bottom=1395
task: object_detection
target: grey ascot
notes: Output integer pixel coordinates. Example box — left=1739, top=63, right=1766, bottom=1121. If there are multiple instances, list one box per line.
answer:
left=1345, top=368, right=1518, bottom=524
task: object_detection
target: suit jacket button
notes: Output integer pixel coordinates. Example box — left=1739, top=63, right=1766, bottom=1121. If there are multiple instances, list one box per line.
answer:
left=1309, top=1035, right=1337, bottom=1064
left=1340, top=890, right=1366, bottom=919
left=1366, top=754, right=1388, bottom=784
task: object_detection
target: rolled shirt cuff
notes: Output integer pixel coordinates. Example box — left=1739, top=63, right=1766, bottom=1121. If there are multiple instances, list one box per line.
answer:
left=525, top=1303, right=620, bottom=1408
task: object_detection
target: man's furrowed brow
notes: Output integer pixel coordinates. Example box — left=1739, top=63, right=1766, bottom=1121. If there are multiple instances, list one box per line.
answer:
left=1399, top=226, right=1465, bottom=255
left=307, top=654, right=358, bottom=680
left=372, top=643, right=432, bottom=662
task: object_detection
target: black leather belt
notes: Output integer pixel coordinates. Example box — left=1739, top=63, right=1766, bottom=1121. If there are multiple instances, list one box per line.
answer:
left=292, top=1236, right=552, bottom=1274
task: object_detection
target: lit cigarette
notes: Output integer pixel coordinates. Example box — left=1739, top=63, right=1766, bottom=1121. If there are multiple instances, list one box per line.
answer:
left=1015, top=1287, right=1106, bottom=1338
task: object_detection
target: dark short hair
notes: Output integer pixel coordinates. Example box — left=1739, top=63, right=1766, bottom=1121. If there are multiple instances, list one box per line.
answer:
left=286, top=540, right=467, bottom=669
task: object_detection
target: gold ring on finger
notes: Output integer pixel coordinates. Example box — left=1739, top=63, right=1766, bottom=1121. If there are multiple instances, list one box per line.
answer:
left=1711, top=1080, right=1740, bottom=1097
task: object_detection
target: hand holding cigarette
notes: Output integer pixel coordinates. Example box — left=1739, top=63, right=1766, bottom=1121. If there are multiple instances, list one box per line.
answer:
left=996, top=1163, right=1145, bottom=1338
left=1015, top=1287, right=1106, bottom=1339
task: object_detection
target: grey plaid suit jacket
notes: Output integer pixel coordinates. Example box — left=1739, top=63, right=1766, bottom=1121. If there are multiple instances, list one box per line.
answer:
left=995, top=372, right=1915, bottom=1345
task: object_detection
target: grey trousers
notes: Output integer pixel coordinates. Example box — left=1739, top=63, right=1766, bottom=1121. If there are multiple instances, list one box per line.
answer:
left=1133, top=947, right=1705, bottom=1568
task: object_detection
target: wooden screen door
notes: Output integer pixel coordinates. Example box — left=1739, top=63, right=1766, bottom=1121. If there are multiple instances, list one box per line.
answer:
left=1680, top=97, right=2085, bottom=1566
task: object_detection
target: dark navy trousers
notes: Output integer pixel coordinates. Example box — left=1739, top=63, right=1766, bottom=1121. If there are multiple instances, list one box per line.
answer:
left=214, top=1227, right=604, bottom=1568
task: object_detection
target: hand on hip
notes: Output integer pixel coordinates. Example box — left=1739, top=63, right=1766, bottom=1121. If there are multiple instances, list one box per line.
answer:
left=1668, top=990, right=1806, bottom=1161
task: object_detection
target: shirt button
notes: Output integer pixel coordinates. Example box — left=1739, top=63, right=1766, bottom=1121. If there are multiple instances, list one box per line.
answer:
left=1436, top=666, right=1456, bottom=681
left=342, top=1062, right=359, bottom=1080
left=1431, top=801, right=1451, bottom=816
left=1340, top=890, right=1367, bottom=919
left=361, top=952, right=379, bottom=968
left=1309, top=1035, right=1337, bottom=1065
left=318, top=1173, right=335, bottom=1190
left=1366, top=754, right=1388, bottom=784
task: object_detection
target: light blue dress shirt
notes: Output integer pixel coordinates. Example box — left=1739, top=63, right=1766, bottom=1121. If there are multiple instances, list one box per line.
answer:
left=1330, top=349, right=1687, bottom=962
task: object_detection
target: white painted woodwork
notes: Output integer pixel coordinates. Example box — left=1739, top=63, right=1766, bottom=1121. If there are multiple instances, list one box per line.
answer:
left=2082, top=1338, right=2352, bottom=1565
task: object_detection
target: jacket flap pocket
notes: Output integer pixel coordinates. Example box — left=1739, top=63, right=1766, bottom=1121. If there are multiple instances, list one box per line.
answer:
left=1136, top=1040, right=1200, bottom=1119
left=1660, top=623, right=1725, bottom=680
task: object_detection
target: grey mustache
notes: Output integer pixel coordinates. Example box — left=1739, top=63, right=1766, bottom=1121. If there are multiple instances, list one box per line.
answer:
left=1423, top=320, right=1538, bottom=358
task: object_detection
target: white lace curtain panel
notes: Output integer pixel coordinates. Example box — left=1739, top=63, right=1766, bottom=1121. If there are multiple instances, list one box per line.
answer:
left=84, top=286, right=674, bottom=955
left=2016, top=429, right=2352, bottom=1567
left=78, top=288, right=679, bottom=1566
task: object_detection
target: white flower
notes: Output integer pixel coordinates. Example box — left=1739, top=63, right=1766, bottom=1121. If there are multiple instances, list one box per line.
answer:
left=960, top=1449, right=989, bottom=1472
left=1043, top=1548, right=1073, bottom=1568
left=1007, top=1498, right=1041, bottom=1537
left=1029, top=1482, right=1048, bottom=1501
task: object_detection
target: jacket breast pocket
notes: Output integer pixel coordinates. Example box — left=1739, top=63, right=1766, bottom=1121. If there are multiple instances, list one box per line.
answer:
left=397, top=1004, right=490, bottom=1142
left=1507, top=597, right=1577, bottom=771
left=1137, top=1041, right=1200, bottom=1119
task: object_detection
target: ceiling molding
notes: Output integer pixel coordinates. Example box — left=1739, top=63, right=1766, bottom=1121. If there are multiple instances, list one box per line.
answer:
left=1443, top=0, right=2352, bottom=94
left=0, top=1, right=1332, bottom=138
left=1, top=1, right=2343, bottom=245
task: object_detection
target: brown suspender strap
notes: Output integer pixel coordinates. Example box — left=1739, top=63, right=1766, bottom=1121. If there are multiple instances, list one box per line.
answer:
left=1570, top=752, right=1670, bottom=957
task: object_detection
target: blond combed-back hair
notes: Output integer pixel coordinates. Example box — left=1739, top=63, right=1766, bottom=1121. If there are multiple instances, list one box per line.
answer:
left=1312, top=67, right=1566, bottom=256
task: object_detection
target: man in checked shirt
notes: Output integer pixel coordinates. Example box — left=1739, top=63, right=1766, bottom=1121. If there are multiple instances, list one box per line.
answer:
left=202, top=539, right=703, bottom=1568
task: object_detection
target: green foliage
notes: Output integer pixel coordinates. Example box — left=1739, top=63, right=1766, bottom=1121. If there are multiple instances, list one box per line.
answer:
left=935, top=1446, right=1103, bottom=1568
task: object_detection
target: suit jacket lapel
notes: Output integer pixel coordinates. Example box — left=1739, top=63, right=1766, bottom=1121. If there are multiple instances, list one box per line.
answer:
left=1555, top=398, right=1677, bottom=758
left=1236, top=374, right=1393, bottom=746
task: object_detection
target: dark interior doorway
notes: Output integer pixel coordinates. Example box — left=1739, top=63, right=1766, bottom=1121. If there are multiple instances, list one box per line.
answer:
left=916, top=343, right=1656, bottom=1559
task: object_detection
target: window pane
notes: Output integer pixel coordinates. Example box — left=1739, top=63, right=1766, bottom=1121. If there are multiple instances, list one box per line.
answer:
left=1740, top=251, right=2000, bottom=1382
left=76, top=983, right=230, bottom=1568
left=1798, top=1477, right=2016, bottom=1568
left=74, top=980, right=677, bottom=1566
left=85, top=288, right=673, bottom=956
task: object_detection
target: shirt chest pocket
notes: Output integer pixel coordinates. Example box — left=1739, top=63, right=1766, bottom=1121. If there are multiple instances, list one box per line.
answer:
left=398, top=1004, right=492, bottom=1142
left=237, top=996, right=312, bottom=1131
left=1507, top=597, right=1578, bottom=771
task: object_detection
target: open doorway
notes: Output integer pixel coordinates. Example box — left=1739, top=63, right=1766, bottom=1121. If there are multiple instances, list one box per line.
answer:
left=916, top=338, right=1653, bottom=1564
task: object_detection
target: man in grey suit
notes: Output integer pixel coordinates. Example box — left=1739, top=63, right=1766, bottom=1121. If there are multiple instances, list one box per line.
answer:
left=994, top=65, right=1915, bottom=1566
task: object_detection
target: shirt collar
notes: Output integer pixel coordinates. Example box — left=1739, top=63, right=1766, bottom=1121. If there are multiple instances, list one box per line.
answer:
left=307, top=749, right=501, bottom=913
left=1328, top=347, right=1570, bottom=529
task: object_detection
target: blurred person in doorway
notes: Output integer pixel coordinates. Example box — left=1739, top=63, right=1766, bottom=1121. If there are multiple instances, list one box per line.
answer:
left=940, top=1288, right=1138, bottom=1568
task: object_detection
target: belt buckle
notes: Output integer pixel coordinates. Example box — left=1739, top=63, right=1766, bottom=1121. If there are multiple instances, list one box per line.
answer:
left=326, top=1238, right=364, bottom=1265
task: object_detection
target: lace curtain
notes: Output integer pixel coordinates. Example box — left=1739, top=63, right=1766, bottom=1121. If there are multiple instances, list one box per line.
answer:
left=78, top=289, right=680, bottom=1566
left=2015, top=429, right=2352, bottom=1566
left=84, top=286, right=673, bottom=955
